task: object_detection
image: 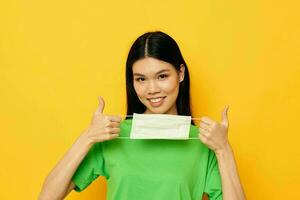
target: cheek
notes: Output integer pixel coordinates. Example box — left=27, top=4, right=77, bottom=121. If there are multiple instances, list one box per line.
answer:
left=133, top=83, right=145, bottom=97
left=161, top=78, right=179, bottom=94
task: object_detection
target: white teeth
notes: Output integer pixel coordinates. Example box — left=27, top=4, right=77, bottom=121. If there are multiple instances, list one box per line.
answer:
left=150, top=97, right=163, bottom=103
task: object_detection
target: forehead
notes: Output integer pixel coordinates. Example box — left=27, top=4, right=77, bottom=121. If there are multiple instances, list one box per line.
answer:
left=132, top=57, right=176, bottom=76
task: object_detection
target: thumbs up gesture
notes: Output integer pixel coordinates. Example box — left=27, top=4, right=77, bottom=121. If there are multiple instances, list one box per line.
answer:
left=198, top=106, right=230, bottom=154
left=83, top=96, right=122, bottom=145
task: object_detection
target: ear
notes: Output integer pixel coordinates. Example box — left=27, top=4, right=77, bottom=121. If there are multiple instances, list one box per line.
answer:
left=179, top=64, right=185, bottom=82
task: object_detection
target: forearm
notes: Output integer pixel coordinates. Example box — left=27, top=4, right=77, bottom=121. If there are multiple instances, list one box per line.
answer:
left=215, top=143, right=246, bottom=200
left=38, top=132, right=92, bottom=200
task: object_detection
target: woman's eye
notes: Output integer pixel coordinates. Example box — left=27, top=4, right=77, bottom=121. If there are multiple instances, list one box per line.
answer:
left=159, top=74, right=168, bottom=79
left=136, top=77, right=145, bottom=82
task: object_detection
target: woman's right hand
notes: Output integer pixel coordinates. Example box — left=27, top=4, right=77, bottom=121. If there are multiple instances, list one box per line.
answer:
left=82, top=96, right=122, bottom=145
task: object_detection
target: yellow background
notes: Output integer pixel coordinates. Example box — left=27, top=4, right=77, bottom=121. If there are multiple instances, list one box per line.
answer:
left=0, top=0, right=299, bottom=199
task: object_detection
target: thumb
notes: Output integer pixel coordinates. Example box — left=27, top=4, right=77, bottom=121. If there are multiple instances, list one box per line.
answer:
left=95, top=96, right=105, bottom=114
left=221, top=105, right=229, bottom=127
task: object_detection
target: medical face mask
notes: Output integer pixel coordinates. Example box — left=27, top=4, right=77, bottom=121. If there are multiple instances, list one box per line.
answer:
left=128, top=113, right=193, bottom=140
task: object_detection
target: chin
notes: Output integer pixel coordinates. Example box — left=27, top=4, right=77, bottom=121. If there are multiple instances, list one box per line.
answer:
left=148, top=107, right=171, bottom=114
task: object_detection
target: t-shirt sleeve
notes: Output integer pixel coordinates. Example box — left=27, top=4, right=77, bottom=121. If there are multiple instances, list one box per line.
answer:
left=71, top=142, right=108, bottom=192
left=204, top=149, right=223, bottom=200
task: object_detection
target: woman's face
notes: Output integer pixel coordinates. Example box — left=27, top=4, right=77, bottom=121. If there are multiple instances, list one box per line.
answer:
left=132, top=57, right=185, bottom=115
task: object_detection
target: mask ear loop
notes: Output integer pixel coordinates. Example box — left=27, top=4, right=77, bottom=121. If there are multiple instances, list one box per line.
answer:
left=116, top=115, right=201, bottom=140
left=119, top=114, right=202, bottom=120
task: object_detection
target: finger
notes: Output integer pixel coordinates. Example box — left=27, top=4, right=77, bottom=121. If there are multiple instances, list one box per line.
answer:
left=199, top=130, right=210, bottom=138
left=198, top=132, right=208, bottom=138
left=106, top=121, right=121, bottom=128
left=103, top=126, right=120, bottom=134
left=221, top=105, right=229, bottom=127
left=107, top=115, right=122, bottom=123
left=199, top=127, right=210, bottom=136
left=200, top=116, right=215, bottom=125
left=198, top=132, right=208, bottom=143
left=109, top=133, right=120, bottom=140
left=108, top=127, right=120, bottom=134
left=102, top=133, right=119, bottom=141
left=199, top=122, right=210, bottom=131
left=95, top=96, right=105, bottom=115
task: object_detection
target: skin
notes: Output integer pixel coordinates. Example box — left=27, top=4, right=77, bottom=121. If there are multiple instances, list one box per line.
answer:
left=132, top=57, right=246, bottom=200
left=132, top=57, right=185, bottom=115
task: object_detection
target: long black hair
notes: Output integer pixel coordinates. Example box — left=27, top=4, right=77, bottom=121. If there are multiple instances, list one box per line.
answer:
left=125, top=31, right=195, bottom=125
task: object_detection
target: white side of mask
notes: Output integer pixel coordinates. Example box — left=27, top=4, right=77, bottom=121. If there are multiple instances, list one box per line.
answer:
left=130, top=113, right=191, bottom=140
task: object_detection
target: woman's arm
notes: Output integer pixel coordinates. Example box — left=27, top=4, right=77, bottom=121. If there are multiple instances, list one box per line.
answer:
left=215, top=143, right=246, bottom=200
left=38, top=132, right=93, bottom=200
left=198, top=106, right=246, bottom=200
left=38, top=96, right=121, bottom=200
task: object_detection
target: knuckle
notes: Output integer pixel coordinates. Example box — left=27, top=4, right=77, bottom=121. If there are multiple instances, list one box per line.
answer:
left=104, top=134, right=110, bottom=140
left=101, top=128, right=109, bottom=134
left=103, top=115, right=109, bottom=121
left=112, top=127, right=120, bottom=133
left=111, top=134, right=118, bottom=139
left=200, top=136, right=207, bottom=142
left=105, top=122, right=110, bottom=127
left=104, top=128, right=111, bottom=134
left=108, top=134, right=117, bottom=140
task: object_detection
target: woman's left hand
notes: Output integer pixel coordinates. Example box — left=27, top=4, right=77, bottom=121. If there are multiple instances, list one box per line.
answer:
left=198, top=106, right=230, bottom=153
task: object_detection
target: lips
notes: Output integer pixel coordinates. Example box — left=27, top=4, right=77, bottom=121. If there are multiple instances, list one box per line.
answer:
left=148, top=97, right=164, bottom=102
left=147, top=96, right=166, bottom=107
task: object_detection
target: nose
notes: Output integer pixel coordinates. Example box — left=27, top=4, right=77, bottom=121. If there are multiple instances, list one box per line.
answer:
left=147, top=80, right=160, bottom=95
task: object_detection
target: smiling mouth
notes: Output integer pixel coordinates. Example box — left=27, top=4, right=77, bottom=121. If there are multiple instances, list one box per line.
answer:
left=147, top=96, right=166, bottom=102
left=147, top=96, right=166, bottom=107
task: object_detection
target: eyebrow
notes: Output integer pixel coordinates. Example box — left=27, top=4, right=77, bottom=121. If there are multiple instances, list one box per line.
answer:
left=133, top=69, right=170, bottom=76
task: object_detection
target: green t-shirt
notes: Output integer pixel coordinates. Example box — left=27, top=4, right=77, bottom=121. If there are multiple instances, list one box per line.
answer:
left=71, top=119, right=223, bottom=200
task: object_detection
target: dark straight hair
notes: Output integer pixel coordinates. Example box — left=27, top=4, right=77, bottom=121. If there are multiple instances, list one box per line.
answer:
left=125, top=31, right=195, bottom=125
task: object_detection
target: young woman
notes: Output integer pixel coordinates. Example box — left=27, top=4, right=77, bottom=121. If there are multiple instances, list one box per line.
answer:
left=39, top=31, right=246, bottom=200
